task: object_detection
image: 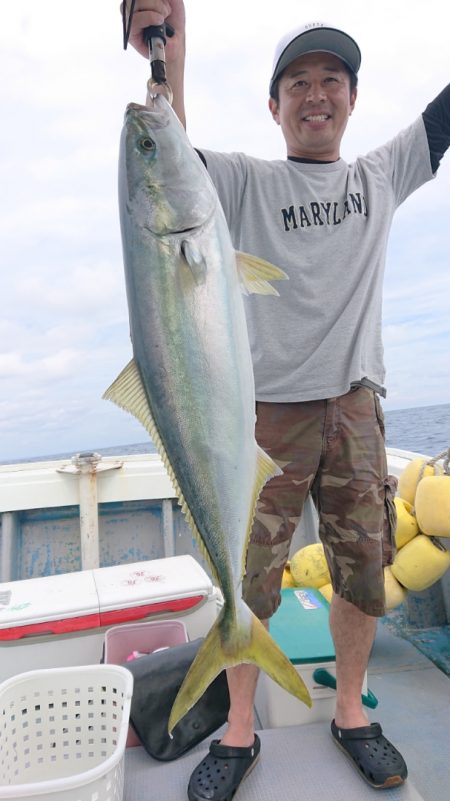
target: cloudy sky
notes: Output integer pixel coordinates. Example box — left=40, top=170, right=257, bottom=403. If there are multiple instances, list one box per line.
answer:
left=0, top=0, right=449, bottom=463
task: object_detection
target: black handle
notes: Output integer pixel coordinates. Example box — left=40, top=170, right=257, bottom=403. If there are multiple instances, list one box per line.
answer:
left=143, top=22, right=175, bottom=47
left=144, top=23, right=175, bottom=85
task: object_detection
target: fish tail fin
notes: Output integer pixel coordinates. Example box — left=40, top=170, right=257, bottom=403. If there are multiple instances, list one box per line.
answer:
left=245, top=613, right=312, bottom=708
left=168, top=607, right=311, bottom=734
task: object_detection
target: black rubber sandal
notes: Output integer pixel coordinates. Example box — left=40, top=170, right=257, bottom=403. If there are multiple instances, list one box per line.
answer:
left=188, top=734, right=261, bottom=801
left=331, top=720, right=408, bottom=789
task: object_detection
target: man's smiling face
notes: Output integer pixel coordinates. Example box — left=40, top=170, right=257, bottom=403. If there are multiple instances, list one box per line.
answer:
left=269, top=52, right=357, bottom=160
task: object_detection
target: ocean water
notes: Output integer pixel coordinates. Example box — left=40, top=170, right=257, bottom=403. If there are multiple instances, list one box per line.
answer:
left=383, top=402, right=450, bottom=458
left=107, top=401, right=450, bottom=461
left=2, top=402, right=449, bottom=466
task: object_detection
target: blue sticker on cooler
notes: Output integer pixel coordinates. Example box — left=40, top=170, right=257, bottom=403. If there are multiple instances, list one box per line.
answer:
left=294, top=589, right=323, bottom=609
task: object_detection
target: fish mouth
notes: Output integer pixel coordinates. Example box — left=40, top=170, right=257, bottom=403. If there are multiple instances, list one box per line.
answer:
left=126, top=97, right=166, bottom=113
left=125, top=99, right=170, bottom=129
left=126, top=102, right=148, bottom=113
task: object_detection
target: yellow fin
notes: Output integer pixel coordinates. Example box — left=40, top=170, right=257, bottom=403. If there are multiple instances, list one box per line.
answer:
left=103, top=359, right=156, bottom=436
left=168, top=608, right=312, bottom=734
left=236, top=251, right=288, bottom=295
left=103, top=360, right=221, bottom=585
left=240, top=446, right=282, bottom=577
left=255, top=444, right=283, bottom=495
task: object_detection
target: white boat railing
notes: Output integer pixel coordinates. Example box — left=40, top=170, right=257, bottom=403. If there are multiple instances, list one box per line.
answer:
left=0, top=452, right=178, bottom=580
left=0, top=447, right=436, bottom=582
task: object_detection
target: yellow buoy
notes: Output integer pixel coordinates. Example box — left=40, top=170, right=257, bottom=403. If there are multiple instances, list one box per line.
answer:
left=397, top=457, right=442, bottom=506
left=415, top=475, right=450, bottom=538
left=384, top=565, right=407, bottom=609
left=290, top=543, right=331, bottom=588
left=281, top=561, right=296, bottom=588
left=318, top=582, right=333, bottom=603
left=394, top=496, right=419, bottom=549
left=391, top=534, right=450, bottom=591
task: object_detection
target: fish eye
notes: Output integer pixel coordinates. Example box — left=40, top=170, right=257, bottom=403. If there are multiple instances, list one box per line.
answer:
left=139, top=136, right=156, bottom=152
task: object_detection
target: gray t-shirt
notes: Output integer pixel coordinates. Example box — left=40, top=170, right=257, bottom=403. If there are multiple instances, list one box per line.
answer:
left=201, top=117, right=434, bottom=402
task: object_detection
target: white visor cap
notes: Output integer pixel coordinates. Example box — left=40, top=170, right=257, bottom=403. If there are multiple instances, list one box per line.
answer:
left=270, top=22, right=361, bottom=95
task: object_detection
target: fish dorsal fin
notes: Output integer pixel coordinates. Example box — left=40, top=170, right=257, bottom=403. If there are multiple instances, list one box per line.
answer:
left=236, top=251, right=288, bottom=296
left=240, top=445, right=283, bottom=578
left=103, top=359, right=155, bottom=436
left=103, top=359, right=221, bottom=585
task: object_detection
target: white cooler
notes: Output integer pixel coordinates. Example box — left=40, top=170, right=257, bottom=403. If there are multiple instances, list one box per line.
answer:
left=0, top=555, right=220, bottom=683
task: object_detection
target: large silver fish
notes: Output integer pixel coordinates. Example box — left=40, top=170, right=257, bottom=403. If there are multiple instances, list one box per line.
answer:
left=105, top=94, right=311, bottom=732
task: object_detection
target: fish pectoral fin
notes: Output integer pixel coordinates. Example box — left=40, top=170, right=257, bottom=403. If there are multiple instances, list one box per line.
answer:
left=168, top=609, right=312, bottom=735
left=181, top=238, right=207, bottom=284
left=236, top=251, right=288, bottom=296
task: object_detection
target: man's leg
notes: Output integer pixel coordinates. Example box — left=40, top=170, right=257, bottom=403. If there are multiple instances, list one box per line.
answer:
left=329, top=592, right=407, bottom=787
left=187, top=660, right=263, bottom=801
left=218, top=401, right=323, bottom=750
left=188, top=401, right=323, bottom=800
left=329, top=593, right=376, bottom=728
left=220, top=662, right=261, bottom=747
left=320, top=390, right=407, bottom=788
left=219, top=614, right=270, bottom=747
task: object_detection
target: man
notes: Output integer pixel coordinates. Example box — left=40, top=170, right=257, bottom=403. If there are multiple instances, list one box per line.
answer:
left=127, top=3, right=449, bottom=799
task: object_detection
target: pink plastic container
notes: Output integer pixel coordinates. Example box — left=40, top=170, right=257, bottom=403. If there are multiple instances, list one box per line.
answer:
left=103, top=619, right=189, bottom=746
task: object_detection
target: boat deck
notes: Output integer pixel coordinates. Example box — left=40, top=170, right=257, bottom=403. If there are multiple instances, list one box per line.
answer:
left=123, top=624, right=449, bottom=801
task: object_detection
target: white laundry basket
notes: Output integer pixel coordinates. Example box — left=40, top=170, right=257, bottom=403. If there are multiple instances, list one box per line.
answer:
left=0, top=664, right=133, bottom=801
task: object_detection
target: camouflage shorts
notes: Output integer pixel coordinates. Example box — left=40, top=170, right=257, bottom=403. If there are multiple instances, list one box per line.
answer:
left=242, top=387, right=397, bottom=619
